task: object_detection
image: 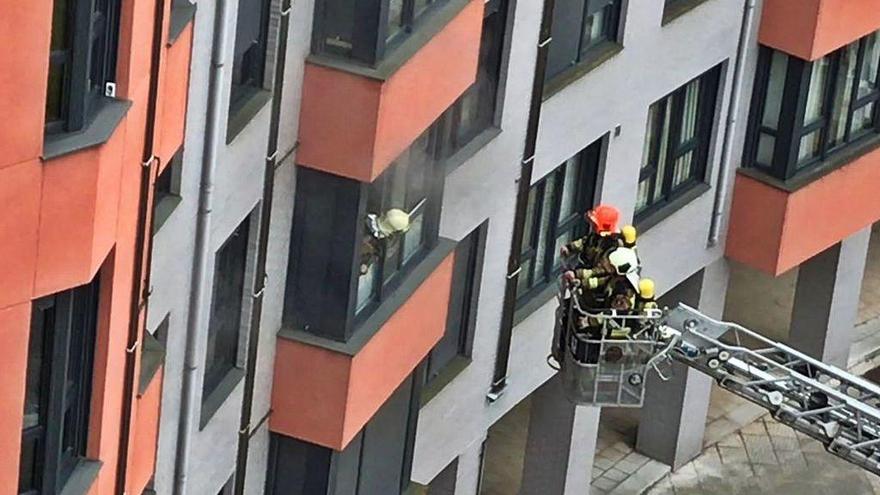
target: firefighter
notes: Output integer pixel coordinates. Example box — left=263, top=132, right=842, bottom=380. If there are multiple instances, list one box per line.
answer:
left=360, top=208, right=411, bottom=275
left=560, top=205, right=639, bottom=270
left=636, top=278, right=658, bottom=312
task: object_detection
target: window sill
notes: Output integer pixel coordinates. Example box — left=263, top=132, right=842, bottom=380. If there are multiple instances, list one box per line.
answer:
left=420, top=356, right=472, bottom=406
left=226, top=89, right=273, bottom=144
left=59, top=459, right=102, bottom=495
left=199, top=367, right=245, bottom=429
left=513, top=281, right=558, bottom=328
left=153, top=194, right=182, bottom=234
left=43, top=97, right=132, bottom=161
left=168, top=1, right=197, bottom=45
left=444, top=126, right=503, bottom=175
left=278, top=238, right=458, bottom=356
left=138, top=330, right=165, bottom=396
left=741, top=133, right=880, bottom=194
left=307, top=0, right=472, bottom=82
left=635, top=181, right=711, bottom=232
left=662, top=0, right=713, bottom=25
left=543, top=41, right=624, bottom=101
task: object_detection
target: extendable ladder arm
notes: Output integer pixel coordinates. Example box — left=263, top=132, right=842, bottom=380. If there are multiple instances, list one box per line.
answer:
left=658, top=304, right=880, bottom=476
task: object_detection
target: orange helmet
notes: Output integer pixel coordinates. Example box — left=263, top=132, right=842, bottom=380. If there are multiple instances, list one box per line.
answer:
left=586, top=204, right=620, bottom=234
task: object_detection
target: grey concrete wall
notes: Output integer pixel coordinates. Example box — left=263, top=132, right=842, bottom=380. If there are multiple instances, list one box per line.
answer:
left=414, top=0, right=761, bottom=485
left=147, top=0, right=310, bottom=492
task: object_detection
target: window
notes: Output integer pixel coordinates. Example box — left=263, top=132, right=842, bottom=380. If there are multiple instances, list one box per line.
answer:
left=202, top=216, right=251, bottom=401
left=746, top=32, right=880, bottom=180
left=20, top=276, right=100, bottom=495
left=424, top=223, right=485, bottom=384
left=516, top=142, right=601, bottom=304
left=545, top=0, right=622, bottom=82
left=312, top=0, right=451, bottom=66
left=635, top=66, right=720, bottom=218
left=438, top=0, right=509, bottom=157
left=229, top=0, right=270, bottom=114
left=356, top=129, right=441, bottom=316
left=46, top=0, right=121, bottom=134
left=153, top=148, right=183, bottom=233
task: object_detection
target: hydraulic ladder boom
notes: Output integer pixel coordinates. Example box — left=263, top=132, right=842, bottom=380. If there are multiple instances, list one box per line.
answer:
left=659, top=304, right=880, bottom=476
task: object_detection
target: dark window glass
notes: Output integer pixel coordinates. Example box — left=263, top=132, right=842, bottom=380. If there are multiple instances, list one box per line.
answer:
left=312, top=0, right=451, bottom=65
left=153, top=148, right=184, bottom=233
left=746, top=31, right=880, bottom=180
left=230, top=0, right=270, bottom=113
left=440, top=0, right=508, bottom=155
left=516, top=142, right=601, bottom=303
left=46, top=0, right=120, bottom=134
left=20, top=276, right=99, bottom=495
left=635, top=66, right=720, bottom=218
left=203, top=217, right=251, bottom=398
left=545, top=0, right=621, bottom=82
left=425, top=224, right=484, bottom=382
left=356, top=129, right=441, bottom=316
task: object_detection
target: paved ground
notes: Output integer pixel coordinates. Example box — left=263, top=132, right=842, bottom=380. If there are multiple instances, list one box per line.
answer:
left=646, top=416, right=880, bottom=495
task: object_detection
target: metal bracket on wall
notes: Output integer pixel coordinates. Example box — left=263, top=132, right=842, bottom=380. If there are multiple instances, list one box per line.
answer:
left=486, top=377, right=509, bottom=403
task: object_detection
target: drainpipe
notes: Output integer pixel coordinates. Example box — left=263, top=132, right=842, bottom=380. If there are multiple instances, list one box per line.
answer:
left=233, top=0, right=293, bottom=492
left=707, top=0, right=756, bottom=247
left=488, top=0, right=556, bottom=401
left=174, top=0, right=233, bottom=492
left=115, top=0, right=164, bottom=489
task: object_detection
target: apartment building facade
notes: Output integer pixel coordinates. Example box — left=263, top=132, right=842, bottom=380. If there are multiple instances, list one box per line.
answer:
left=3, top=0, right=880, bottom=495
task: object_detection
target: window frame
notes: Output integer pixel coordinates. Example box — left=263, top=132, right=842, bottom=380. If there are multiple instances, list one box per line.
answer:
left=45, top=0, right=121, bottom=135
left=745, top=35, right=880, bottom=181
left=635, top=65, right=721, bottom=221
left=20, top=278, right=100, bottom=495
left=311, top=0, right=452, bottom=66
left=228, top=0, right=272, bottom=115
left=515, top=151, right=594, bottom=306
left=544, top=0, right=623, bottom=84
left=355, top=128, right=444, bottom=319
left=201, top=215, right=253, bottom=404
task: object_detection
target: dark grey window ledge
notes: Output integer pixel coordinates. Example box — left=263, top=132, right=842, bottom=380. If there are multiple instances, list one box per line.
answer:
left=278, top=238, right=458, bottom=357
left=43, top=98, right=132, bottom=160
left=444, top=127, right=503, bottom=176
left=740, top=133, right=880, bottom=194
left=226, top=89, right=272, bottom=144
left=59, top=459, right=102, bottom=495
left=513, top=281, right=558, bottom=328
left=543, top=41, right=624, bottom=101
left=168, top=1, right=197, bottom=45
left=153, top=194, right=182, bottom=234
left=307, top=0, right=473, bottom=82
left=635, top=181, right=711, bottom=232
left=420, top=356, right=472, bottom=406
left=199, top=368, right=245, bottom=429
left=138, top=330, right=166, bottom=396
left=662, top=0, right=713, bottom=25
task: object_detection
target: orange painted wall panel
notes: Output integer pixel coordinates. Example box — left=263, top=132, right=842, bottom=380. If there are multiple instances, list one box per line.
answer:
left=0, top=161, right=42, bottom=309
left=270, top=252, right=455, bottom=450
left=297, top=0, right=482, bottom=182
left=0, top=2, right=52, bottom=170
left=726, top=147, right=880, bottom=275
left=372, top=0, right=484, bottom=174
left=158, top=24, right=194, bottom=168
left=270, top=342, right=352, bottom=448
left=342, top=254, right=454, bottom=444
left=297, top=64, right=382, bottom=182
left=778, top=149, right=880, bottom=272
left=0, top=303, right=32, bottom=492
left=129, top=368, right=163, bottom=495
left=759, top=0, right=880, bottom=61
left=725, top=174, right=790, bottom=275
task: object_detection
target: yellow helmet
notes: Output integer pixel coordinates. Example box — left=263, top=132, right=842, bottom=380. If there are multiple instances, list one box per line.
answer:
left=639, top=278, right=655, bottom=299
left=622, top=225, right=637, bottom=245
left=377, top=208, right=411, bottom=235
